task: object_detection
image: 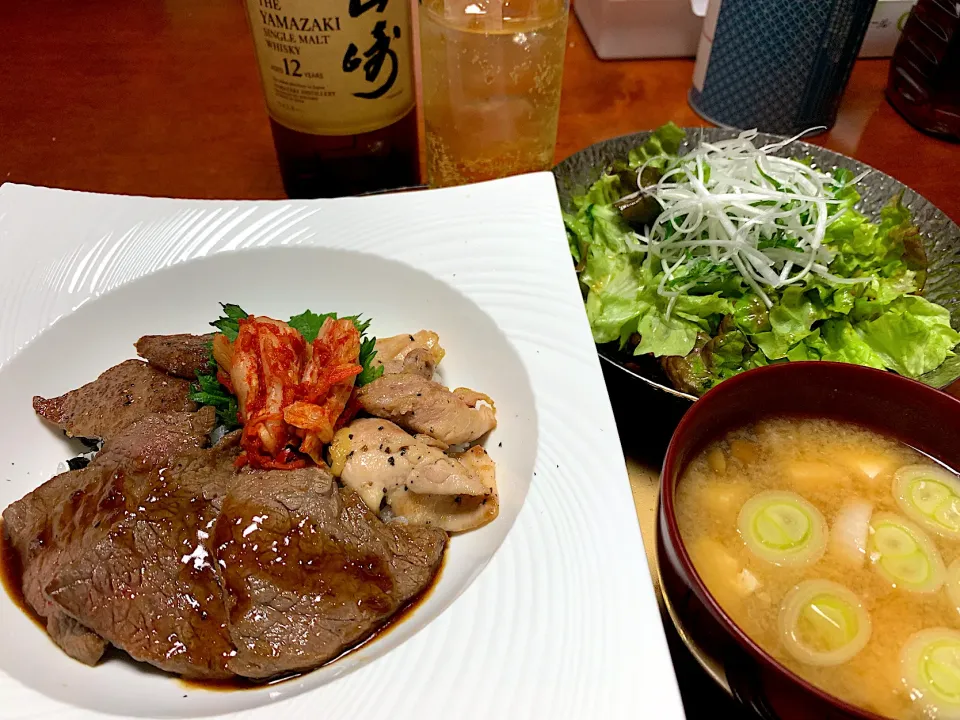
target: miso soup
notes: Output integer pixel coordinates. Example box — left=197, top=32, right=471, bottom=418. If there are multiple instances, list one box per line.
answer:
left=677, top=417, right=960, bottom=720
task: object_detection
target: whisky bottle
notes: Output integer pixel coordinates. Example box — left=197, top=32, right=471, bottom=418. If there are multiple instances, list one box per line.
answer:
left=244, top=0, right=420, bottom=197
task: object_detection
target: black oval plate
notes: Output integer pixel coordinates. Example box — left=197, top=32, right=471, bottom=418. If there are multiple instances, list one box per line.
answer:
left=553, top=128, right=960, bottom=420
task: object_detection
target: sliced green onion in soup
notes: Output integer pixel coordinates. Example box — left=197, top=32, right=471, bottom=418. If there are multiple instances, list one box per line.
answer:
left=737, top=491, right=827, bottom=566
left=893, top=464, right=960, bottom=540
left=779, top=580, right=872, bottom=666
left=947, top=560, right=960, bottom=615
left=901, top=628, right=960, bottom=720
left=867, top=512, right=945, bottom=593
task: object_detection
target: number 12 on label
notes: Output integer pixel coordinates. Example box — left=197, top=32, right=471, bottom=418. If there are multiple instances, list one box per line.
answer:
left=283, top=58, right=302, bottom=77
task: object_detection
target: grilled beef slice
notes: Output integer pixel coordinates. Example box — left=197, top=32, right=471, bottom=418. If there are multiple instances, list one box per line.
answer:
left=5, top=408, right=446, bottom=679
left=32, top=359, right=196, bottom=441
left=135, top=333, right=215, bottom=380
left=217, top=467, right=447, bottom=678
left=2, top=407, right=216, bottom=665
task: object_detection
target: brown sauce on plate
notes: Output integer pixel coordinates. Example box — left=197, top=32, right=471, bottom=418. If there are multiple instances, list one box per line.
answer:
left=181, top=551, right=446, bottom=692
left=0, top=520, right=44, bottom=631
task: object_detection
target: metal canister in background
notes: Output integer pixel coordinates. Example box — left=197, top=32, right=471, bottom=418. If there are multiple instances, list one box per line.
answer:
left=689, top=0, right=879, bottom=135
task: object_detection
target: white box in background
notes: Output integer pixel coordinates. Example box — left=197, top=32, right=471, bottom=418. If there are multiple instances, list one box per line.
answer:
left=575, top=0, right=916, bottom=61
left=860, top=0, right=916, bottom=57
left=574, top=0, right=706, bottom=59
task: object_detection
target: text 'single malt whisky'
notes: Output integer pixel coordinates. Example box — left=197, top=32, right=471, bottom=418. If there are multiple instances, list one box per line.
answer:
left=245, top=0, right=419, bottom=198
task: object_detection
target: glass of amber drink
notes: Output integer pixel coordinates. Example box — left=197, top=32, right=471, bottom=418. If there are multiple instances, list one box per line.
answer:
left=419, top=0, right=569, bottom=187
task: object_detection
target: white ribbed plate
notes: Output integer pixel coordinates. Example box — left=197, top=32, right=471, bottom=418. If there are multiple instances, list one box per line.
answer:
left=0, top=174, right=684, bottom=720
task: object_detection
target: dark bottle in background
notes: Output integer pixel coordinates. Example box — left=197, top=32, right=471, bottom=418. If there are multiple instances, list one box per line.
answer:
left=886, top=0, right=960, bottom=141
left=244, top=0, right=420, bottom=198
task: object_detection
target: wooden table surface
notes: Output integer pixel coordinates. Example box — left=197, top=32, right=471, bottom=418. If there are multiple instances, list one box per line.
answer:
left=3, top=0, right=959, bottom=218
left=2, top=2, right=959, bottom=718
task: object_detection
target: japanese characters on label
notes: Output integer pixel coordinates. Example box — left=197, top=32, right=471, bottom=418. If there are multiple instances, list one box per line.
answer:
left=246, top=0, right=414, bottom=136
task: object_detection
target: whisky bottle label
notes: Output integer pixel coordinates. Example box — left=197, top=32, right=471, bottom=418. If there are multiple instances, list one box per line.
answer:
left=245, top=0, right=415, bottom=136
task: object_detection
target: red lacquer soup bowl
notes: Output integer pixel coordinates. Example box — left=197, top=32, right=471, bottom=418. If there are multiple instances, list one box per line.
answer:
left=657, top=361, right=960, bottom=720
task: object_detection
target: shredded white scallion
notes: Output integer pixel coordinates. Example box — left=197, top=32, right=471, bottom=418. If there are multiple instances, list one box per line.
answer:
left=633, top=129, right=870, bottom=311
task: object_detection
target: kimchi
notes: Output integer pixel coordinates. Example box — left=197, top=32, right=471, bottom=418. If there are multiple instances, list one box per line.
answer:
left=213, top=315, right=362, bottom=468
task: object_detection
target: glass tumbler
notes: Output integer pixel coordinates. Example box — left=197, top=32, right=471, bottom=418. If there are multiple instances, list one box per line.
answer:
left=419, top=0, right=569, bottom=187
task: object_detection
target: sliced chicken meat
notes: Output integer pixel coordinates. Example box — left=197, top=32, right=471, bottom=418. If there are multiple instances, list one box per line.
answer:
left=387, top=445, right=497, bottom=533
left=392, top=348, right=437, bottom=380
left=357, top=372, right=496, bottom=446
left=329, top=419, right=498, bottom=532
left=373, top=331, right=445, bottom=376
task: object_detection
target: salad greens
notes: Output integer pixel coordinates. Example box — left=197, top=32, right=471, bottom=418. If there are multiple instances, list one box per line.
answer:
left=564, top=124, right=960, bottom=395
left=188, top=303, right=382, bottom=428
